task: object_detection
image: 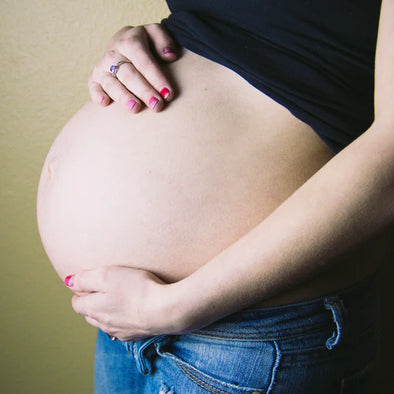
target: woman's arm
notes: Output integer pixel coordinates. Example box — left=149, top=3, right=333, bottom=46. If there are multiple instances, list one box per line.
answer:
left=69, top=1, right=393, bottom=340
left=169, top=0, right=394, bottom=331
left=173, top=120, right=393, bottom=330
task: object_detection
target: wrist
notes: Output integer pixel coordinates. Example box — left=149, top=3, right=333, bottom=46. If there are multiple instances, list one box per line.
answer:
left=161, top=275, right=224, bottom=335
left=156, top=281, right=194, bottom=335
left=142, top=279, right=188, bottom=336
left=151, top=280, right=199, bottom=335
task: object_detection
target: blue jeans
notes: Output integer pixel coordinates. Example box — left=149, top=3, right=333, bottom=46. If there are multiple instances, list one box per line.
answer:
left=94, top=275, right=379, bottom=393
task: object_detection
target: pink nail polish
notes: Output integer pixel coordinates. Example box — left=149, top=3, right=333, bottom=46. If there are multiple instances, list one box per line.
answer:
left=65, top=275, right=74, bottom=287
left=163, top=47, right=176, bottom=55
left=160, top=87, right=170, bottom=99
left=149, top=97, right=159, bottom=109
left=126, top=98, right=136, bottom=111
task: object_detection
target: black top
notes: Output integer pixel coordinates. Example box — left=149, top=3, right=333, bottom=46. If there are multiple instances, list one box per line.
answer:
left=162, top=0, right=381, bottom=152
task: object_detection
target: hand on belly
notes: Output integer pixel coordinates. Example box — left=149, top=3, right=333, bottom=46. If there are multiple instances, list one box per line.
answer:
left=65, top=265, right=182, bottom=341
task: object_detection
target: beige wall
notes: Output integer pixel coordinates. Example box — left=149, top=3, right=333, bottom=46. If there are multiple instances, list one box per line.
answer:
left=0, top=1, right=168, bottom=393
left=1, top=1, right=392, bottom=393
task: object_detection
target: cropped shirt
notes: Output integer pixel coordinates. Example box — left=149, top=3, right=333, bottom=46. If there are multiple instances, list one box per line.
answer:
left=162, top=0, right=382, bottom=152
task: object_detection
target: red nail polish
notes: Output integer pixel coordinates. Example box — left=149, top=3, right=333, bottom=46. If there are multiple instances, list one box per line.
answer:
left=163, top=47, right=176, bottom=55
left=65, top=275, right=74, bottom=287
left=149, top=97, right=159, bottom=109
left=160, top=87, right=170, bottom=99
left=126, top=98, right=136, bottom=111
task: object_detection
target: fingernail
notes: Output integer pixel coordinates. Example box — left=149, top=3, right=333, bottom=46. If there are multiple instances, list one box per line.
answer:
left=65, top=275, right=74, bottom=287
left=160, top=87, right=170, bottom=99
left=126, top=98, right=136, bottom=111
left=149, top=96, right=159, bottom=109
left=163, top=47, right=176, bottom=55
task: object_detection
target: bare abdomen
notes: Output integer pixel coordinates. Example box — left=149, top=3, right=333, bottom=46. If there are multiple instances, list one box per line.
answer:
left=37, top=50, right=336, bottom=289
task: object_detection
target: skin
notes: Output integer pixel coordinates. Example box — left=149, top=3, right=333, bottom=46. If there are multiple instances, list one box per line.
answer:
left=59, top=2, right=393, bottom=341
left=88, top=24, right=177, bottom=112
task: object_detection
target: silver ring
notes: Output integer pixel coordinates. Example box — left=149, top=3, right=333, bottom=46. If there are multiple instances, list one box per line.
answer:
left=109, top=60, right=131, bottom=77
left=107, top=333, right=118, bottom=341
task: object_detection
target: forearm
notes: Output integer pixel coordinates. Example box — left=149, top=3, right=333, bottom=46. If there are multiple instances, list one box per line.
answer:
left=170, top=121, right=394, bottom=332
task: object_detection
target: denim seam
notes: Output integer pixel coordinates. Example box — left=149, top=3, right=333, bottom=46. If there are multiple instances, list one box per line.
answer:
left=133, top=341, right=150, bottom=375
left=134, top=335, right=168, bottom=375
left=190, top=323, right=332, bottom=341
left=176, top=362, right=228, bottom=394
left=158, top=349, right=262, bottom=393
left=267, top=340, right=281, bottom=394
left=324, top=296, right=346, bottom=350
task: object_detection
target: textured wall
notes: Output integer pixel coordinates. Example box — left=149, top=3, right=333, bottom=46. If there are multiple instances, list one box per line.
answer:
left=0, top=1, right=168, bottom=393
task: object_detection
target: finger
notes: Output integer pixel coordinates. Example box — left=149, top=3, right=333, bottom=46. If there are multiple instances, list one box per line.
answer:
left=144, top=23, right=178, bottom=62
left=85, top=317, right=118, bottom=339
left=116, top=27, right=175, bottom=103
left=99, top=72, right=144, bottom=113
left=88, top=80, right=111, bottom=106
left=72, top=293, right=103, bottom=320
left=86, top=317, right=115, bottom=338
left=114, top=63, right=166, bottom=112
left=65, top=268, right=108, bottom=293
left=85, top=316, right=101, bottom=328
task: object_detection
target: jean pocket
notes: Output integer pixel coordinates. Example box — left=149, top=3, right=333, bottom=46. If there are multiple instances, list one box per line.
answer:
left=155, top=334, right=280, bottom=394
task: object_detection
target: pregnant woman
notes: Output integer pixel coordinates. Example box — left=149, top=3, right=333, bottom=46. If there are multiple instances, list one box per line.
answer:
left=37, top=1, right=393, bottom=393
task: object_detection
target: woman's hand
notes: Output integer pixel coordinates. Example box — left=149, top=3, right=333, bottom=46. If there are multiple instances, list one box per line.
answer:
left=65, top=266, right=181, bottom=341
left=89, top=24, right=178, bottom=113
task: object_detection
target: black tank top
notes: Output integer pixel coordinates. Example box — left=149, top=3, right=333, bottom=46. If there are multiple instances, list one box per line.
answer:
left=162, top=0, right=381, bottom=152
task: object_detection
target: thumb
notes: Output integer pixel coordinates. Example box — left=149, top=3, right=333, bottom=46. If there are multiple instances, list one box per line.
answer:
left=64, top=268, right=107, bottom=293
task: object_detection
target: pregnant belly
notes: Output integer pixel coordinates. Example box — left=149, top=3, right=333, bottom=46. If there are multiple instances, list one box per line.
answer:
left=37, top=50, right=334, bottom=283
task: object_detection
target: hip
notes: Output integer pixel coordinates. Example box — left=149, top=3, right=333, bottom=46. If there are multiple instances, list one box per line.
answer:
left=95, top=275, right=380, bottom=393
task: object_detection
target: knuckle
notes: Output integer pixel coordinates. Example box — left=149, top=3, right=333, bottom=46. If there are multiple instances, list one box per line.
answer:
left=138, top=54, right=155, bottom=69
left=100, top=313, right=111, bottom=327
left=130, top=25, right=146, bottom=36
left=89, top=312, right=100, bottom=323
left=104, top=49, right=118, bottom=61
left=130, top=53, right=157, bottom=74
left=122, top=38, right=145, bottom=55
left=88, top=78, right=99, bottom=91
left=85, top=316, right=95, bottom=325
left=101, top=76, right=118, bottom=92
left=93, top=63, right=103, bottom=75
left=118, top=25, right=133, bottom=34
left=122, top=64, right=138, bottom=79
left=121, top=27, right=145, bottom=46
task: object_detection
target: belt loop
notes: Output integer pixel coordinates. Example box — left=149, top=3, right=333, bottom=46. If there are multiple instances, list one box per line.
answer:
left=125, top=340, right=131, bottom=354
left=133, top=339, right=153, bottom=375
left=132, top=336, right=167, bottom=375
left=324, top=296, right=347, bottom=350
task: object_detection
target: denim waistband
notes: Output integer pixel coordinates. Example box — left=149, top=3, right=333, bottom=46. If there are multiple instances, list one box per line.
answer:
left=189, top=273, right=379, bottom=340
left=123, top=274, right=379, bottom=375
